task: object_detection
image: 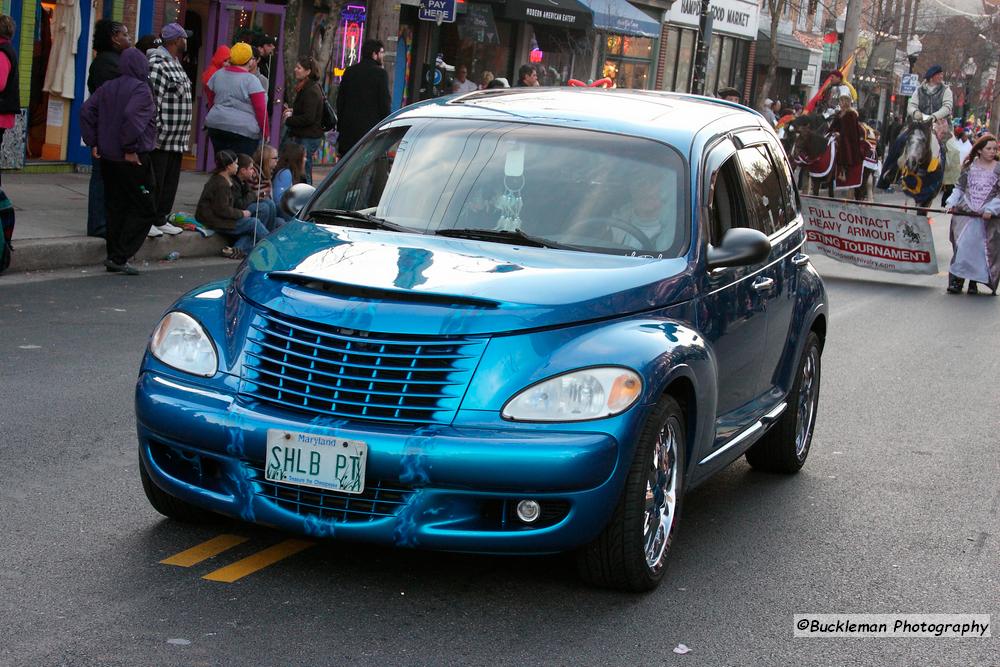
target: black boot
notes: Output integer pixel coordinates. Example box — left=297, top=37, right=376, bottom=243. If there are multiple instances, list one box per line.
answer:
left=968, top=281, right=979, bottom=295
left=947, top=274, right=964, bottom=294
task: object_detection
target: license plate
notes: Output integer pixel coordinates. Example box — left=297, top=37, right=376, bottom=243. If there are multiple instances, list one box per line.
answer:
left=265, top=429, right=367, bottom=494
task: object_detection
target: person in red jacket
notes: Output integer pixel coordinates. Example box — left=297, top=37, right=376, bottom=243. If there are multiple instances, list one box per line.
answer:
left=202, top=44, right=230, bottom=88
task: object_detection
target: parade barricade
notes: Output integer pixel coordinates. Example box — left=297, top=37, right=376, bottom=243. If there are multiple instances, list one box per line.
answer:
left=801, top=195, right=939, bottom=275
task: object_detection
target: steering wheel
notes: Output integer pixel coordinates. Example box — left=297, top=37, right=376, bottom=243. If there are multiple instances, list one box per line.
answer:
left=567, top=217, right=655, bottom=251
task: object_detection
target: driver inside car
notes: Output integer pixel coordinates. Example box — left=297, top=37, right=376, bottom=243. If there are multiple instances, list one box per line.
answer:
left=609, top=170, right=677, bottom=253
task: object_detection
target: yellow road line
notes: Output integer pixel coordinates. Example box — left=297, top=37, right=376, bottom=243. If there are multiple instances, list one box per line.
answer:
left=160, top=534, right=249, bottom=567
left=201, top=539, right=314, bottom=583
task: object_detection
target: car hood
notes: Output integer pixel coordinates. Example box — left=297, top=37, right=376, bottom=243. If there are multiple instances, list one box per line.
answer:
left=234, top=221, right=693, bottom=336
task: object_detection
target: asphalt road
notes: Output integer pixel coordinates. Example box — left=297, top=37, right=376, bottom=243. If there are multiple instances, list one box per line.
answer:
left=1, top=227, right=997, bottom=665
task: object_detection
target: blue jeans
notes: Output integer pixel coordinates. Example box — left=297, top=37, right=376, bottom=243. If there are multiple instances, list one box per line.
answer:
left=87, top=159, right=106, bottom=237
left=227, top=216, right=269, bottom=254
left=248, top=200, right=277, bottom=232
left=288, top=135, right=322, bottom=185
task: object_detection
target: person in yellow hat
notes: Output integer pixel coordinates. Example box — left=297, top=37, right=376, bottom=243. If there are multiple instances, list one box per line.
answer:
left=204, top=41, right=269, bottom=157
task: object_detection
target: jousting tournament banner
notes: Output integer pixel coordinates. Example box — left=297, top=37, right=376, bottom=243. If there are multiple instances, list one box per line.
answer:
left=801, top=196, right=939, bottom=275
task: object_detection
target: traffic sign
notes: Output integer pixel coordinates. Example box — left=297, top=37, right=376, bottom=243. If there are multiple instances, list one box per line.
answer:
left=419, top=0, right=456, bottom=24
left=899, top=73, right=919, bottom=96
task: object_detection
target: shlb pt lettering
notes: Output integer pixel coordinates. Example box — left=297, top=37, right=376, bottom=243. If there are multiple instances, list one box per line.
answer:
left=274, top=447, right=323, bottom=475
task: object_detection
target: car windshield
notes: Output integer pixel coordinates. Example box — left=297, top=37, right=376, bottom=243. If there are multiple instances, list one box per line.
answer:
left=306, top=119, right=689, bottom=257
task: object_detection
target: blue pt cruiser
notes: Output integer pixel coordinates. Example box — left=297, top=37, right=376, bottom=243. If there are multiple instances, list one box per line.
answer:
left=137, top=89, right=827, bottom=591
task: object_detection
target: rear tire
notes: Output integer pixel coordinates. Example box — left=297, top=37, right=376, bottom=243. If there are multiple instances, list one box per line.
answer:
left=140, top=459, right=216, bottom=523
left=745, top=332, right=822, bottom=473
left=576, top=395, right=685, bottom=592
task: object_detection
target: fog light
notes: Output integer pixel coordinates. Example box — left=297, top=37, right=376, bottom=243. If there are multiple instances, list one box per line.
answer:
left=515, top=500, right=541, bottom=523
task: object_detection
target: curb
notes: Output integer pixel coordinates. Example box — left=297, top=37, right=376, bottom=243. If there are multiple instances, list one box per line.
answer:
left=10, top=231, right=228, bottom=273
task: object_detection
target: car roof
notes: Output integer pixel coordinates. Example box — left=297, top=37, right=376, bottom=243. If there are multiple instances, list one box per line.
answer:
left=390, top=88, right=767, bottom=151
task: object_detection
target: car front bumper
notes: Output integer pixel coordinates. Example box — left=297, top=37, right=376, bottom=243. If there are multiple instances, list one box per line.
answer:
left=136, top=371, right=634, bottom=554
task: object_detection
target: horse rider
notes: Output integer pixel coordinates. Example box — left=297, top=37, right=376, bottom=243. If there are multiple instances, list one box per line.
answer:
left=830, top=93, right=863, bottom=185
left=877, top=64, right=953, bottom=189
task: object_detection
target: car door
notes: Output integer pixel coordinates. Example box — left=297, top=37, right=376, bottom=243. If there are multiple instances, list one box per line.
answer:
left=698, top=139, right=771, bottom=444
left=734, top=135, right=804, bottom=401
left=760, top=139, right=807, bottom=398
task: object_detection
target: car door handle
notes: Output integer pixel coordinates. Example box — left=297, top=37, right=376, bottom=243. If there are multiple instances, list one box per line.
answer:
left=752, top=276, right=775, bottom=291
left=791, top=253, right=810, bottom=266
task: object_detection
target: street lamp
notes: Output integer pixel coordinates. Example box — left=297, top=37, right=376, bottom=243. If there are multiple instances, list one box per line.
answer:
left=962, top=57, right=978, bottom=122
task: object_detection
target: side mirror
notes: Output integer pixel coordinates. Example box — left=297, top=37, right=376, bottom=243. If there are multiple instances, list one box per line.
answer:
left=706, top=228, right=771, bottom=270
left=280, top=183, right=317, bottom=218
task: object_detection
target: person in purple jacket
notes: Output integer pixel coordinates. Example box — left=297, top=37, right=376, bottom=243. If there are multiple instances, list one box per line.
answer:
left=80, top=47, right=158, bottom=275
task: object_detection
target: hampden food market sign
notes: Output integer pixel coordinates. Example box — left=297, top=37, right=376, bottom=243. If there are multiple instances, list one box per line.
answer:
left=664, top=0, right=760, bottom=39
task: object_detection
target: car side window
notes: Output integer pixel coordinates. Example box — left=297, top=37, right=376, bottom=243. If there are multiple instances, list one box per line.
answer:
left=736, top=145, right=786, bottom=235
left=709, top=156, right=756, bottom=245
left=767, top=141, right=799, bottom=226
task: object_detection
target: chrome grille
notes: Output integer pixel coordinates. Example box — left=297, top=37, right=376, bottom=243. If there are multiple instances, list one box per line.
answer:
left=247, top=463, right=412, bottom=523
left=240, top=309, right=486, bottom=424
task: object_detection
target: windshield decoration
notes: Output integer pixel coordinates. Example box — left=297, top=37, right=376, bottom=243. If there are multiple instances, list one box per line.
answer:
left=497, top=142, right=526, bottom=232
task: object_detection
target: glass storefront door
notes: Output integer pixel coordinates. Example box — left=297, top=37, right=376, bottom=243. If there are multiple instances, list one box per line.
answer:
left=197, top=1, right=286, bottom=169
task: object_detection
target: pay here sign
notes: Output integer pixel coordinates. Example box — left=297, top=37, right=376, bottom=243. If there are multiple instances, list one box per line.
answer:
left=801, top=195, right=939, bottom=275
left=419, top=0, right=456, bottom=23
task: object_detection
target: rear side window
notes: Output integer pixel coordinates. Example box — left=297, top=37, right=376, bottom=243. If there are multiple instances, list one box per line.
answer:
left=767, top=141, right=799, bottom=225
left=736, top=145, right=786, bottom=235
left=709, top=156, right=758, bottom=244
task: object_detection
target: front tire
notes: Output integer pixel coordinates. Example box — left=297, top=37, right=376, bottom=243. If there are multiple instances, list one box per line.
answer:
left=576, top=396, right=685, bottom=592
left=140, top=458, right=216, bottom=523
left=746, top=331, right=822, bottom=473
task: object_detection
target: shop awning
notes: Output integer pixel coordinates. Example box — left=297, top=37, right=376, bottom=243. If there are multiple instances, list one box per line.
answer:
left=504, top=0, right=592, bottom=30
left=755, top=27, right=812, bottom=71
left=577, top=0, right=660, bottom=38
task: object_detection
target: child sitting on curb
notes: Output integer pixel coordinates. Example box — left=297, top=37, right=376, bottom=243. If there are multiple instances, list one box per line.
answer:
left=233, top=153, right=278, bottom=231
left=195, top=149, right=268, bottom=259
left=272, top=142, right=307, bottom=218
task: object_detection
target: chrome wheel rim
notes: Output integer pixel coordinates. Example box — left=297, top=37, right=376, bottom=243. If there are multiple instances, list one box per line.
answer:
left=644, top=420, right=678, bottom=572
left=794, top=346, right=819, bottom=457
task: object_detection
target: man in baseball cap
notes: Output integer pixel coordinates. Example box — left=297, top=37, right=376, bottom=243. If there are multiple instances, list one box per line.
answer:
left=160, top=22, right=192, bottom=41
left=248, top=33, right=278, bottom=123
left=146, top=22, right=194, bottom=237
left=251, top=33, right=277, bottom=74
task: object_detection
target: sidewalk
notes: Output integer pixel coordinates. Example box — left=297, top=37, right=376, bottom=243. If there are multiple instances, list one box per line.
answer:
left=5, top=170, right=224, bottom=273
left=3, top=166, right=332, bottom=274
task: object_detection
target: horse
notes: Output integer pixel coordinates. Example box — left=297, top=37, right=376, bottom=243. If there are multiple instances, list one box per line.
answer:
left=897, top=119, right=944, bottom=207
left=789, top=112, right=877, bottom=200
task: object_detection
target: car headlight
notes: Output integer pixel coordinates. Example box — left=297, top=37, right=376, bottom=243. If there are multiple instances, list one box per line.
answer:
left=149, top=311, right=218, bottom=377
left=502, top=367, right=643, bottom=422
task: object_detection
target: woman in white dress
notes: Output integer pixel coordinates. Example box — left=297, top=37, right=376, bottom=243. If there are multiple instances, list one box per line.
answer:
left=945, top=134, right=1000, bottom=295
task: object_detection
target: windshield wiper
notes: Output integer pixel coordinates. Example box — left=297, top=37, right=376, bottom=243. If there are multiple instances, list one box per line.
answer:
left=435, top=227, right=575, bottom=250
left=305, top=208, right=415, bottom=233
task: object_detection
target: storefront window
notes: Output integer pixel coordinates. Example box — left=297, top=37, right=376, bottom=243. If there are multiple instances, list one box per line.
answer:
left=530, top=29, right=576, bottom=87
left=164, top=0, right=180, bottom=25
left=731, top=39, right=749, bottom=96
left=718, top=37, right=735, bottom=89
left=674, top=29, right=696, bottom=93
left=441, top=15, right=515, bottom=87
left=602, top=34, right=654, bottom=90
left=660, top=27, right=678, bottom=91
left=604, top=60, right=648, bottom=89
left=706, top=35, right=722, bottom=94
